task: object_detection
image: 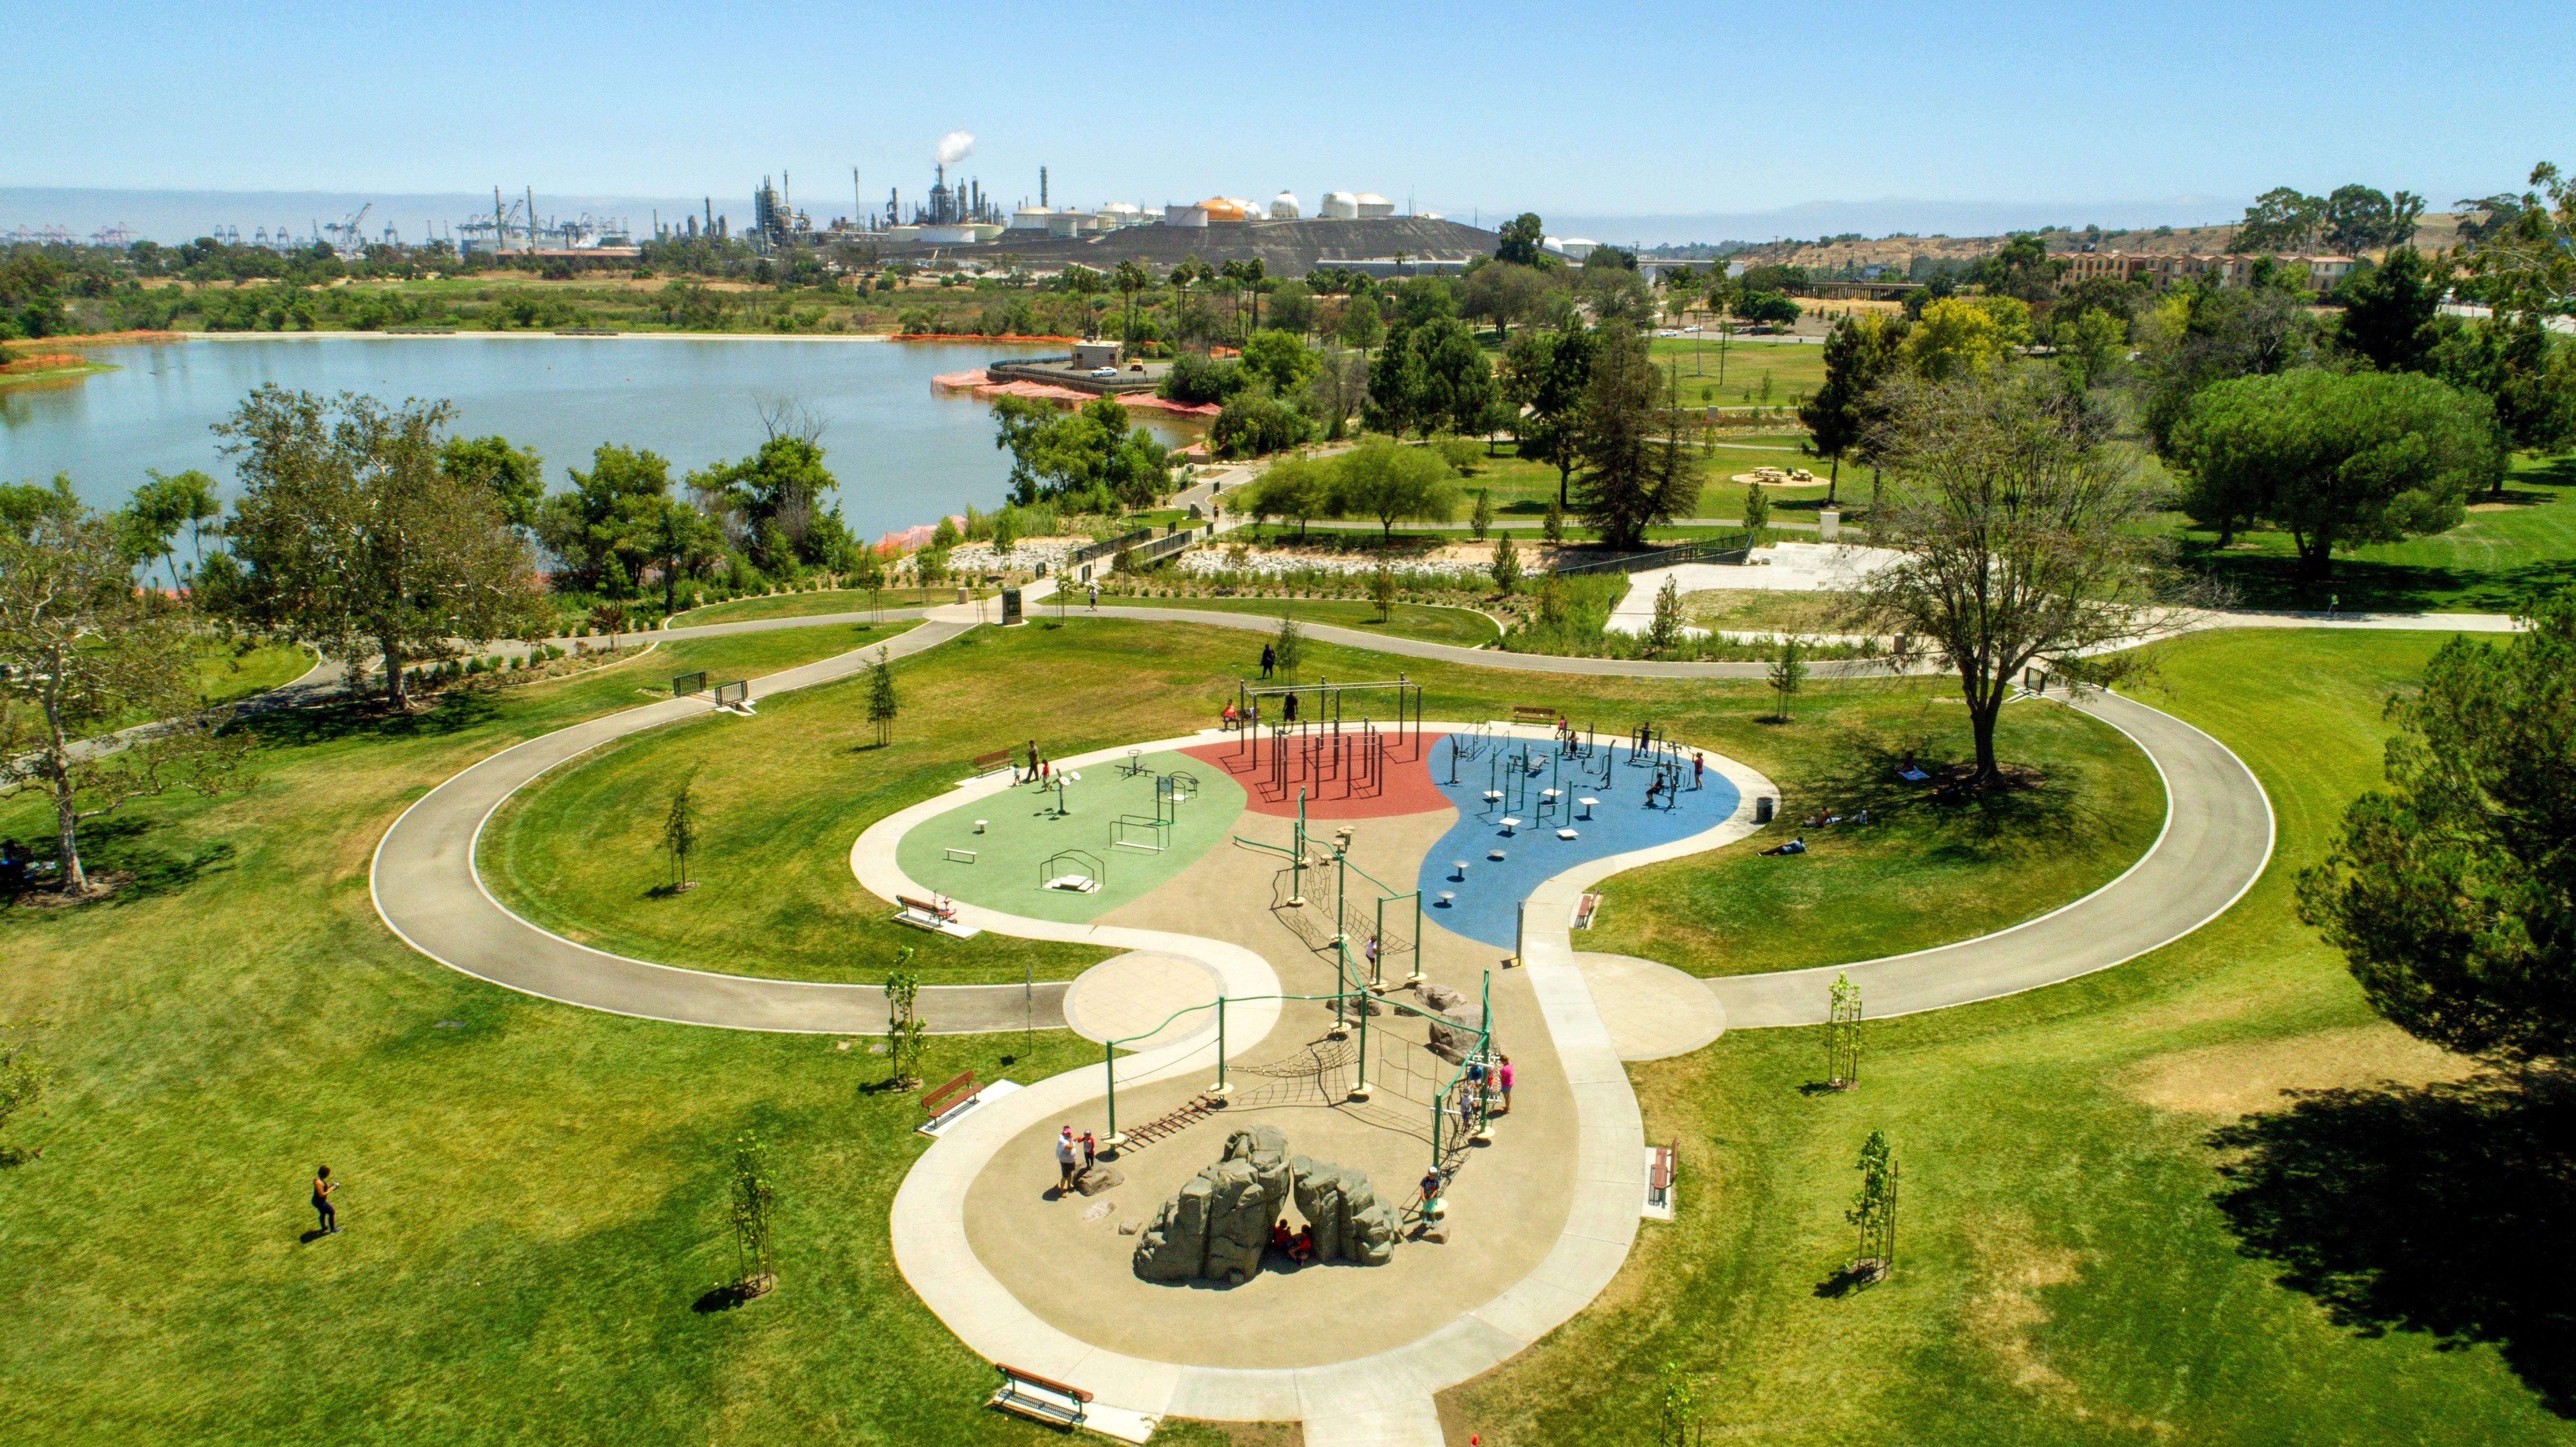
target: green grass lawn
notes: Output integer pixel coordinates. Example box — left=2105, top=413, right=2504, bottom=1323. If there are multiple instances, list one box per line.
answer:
left=1095, top=594, right=1503, bottom=646
left=2161, top=452, right=2576, bottom=612
left=1678, top=588, right=1852, bottom=634
left=1446, top=626, right=2576, bottom=1445
left=670, top=586, right=978, bottom=626
left=1582, top=684, right=2165, bottom=975
left=191, top=639, right=313, bottom=706
left=483, top=622, right=2151, bottom=989
left=8, top=614, right=2564, bottom=1443
left=1649, top=334, right=1829, bottom=403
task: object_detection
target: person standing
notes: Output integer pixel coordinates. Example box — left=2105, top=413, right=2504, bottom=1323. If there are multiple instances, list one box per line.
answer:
left=1055, top=1127, right=1080, bottom=1194
left=1693, top=752, right=1705, bottom=790
left=1088, top=582, right=1099, bottom=610
left=1497, top=1054, right=1514, bottom=1115
left=1080, top=1131, right=1097, bottom=1172
left=311, top=1165, right=339, bottom=1236
left=1419, top=1166, right=1443, bottom=1214
left=1260, top=643, right=1277, bottom=680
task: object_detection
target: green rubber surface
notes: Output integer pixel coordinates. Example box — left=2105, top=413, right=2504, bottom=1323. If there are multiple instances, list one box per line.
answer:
left=895, top=748, right=1249, bottom=923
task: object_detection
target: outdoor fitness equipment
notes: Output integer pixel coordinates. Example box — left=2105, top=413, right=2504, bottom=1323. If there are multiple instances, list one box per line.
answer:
left=1039, top=847, right=1104, bottom=893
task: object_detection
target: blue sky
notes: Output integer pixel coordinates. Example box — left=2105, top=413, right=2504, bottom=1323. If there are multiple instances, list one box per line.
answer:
left=10, top=0, right=2570, bottom=233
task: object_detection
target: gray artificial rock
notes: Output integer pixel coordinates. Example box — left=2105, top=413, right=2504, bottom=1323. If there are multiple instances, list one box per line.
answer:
left=1073, top=1165, right=1124, bottom=1196
left=1288, top=1155, right=1402, bottom=1266
left=1132, top=1123, right=1293, bottom=1283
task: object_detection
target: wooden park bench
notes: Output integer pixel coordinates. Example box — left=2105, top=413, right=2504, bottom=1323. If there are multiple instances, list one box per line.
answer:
left=921, top=1069, right=980, bottom=1127
left=1648, top=1139, right=1678, bottom=1211
left=989, top=1363, right=1092, bottom=1430
left=1510, top=705, right=1558, bottom=727
left=894, top=893, right=959, bottom=931
left=968, top=747, right=1015, bottom=778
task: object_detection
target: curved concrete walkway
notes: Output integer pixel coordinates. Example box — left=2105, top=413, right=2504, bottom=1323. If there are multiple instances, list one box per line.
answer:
left=369, top=616, right=1074, bottom=1034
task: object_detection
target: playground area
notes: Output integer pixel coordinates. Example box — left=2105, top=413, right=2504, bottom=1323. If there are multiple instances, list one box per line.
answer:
left=872, top=715, right=1772, bottom=1376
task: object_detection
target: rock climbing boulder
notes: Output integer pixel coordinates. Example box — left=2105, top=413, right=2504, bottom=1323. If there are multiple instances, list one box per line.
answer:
left=1289, top=1156, right=1402, bottom=1266
left=1132, top=1124, right=1293, bottom=1284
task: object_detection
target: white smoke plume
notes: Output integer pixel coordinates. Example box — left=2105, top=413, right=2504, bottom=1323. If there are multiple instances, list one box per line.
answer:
left=933, top=130, right=976, bottom=165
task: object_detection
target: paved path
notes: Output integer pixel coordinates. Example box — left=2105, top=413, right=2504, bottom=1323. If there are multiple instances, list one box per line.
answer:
left=369, top=615, right=1071, bottom=1034
left=1706, top=688, right=2272, bottom=1028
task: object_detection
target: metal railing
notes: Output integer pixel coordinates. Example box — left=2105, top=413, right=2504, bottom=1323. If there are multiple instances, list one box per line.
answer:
left=1551, top=530, right=1757, bottom=577
left=1069, top=528, right=1154, bottom=566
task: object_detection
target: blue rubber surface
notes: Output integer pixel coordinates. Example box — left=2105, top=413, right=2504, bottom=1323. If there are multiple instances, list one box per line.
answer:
left=1416, top=737, right=1742, bottom=948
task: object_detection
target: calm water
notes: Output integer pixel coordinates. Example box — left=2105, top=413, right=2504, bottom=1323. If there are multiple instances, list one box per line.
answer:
left=0, top=335, right=1162, bottom=541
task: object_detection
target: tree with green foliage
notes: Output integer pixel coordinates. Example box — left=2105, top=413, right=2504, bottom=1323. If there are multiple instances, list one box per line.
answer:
left=122, top=469, right=222, bottom=593
left=1469, top=488, right=1494, bottom=540
left=1825, top=973, right=1862, bottom=1088
left=2431, top=316, right=2576, bottom=483
left=1901, top=296, right=2028, bottom=379
left=2170, top=368, right=2499, bottom=579
left=1490, top=533, right=1520, bottom=595
left=865, top=646, right=899, bottom=746
left=1658, top=1361, right=1698, bottom=1445
left=1645, top=574, right=1683, bottom=653
left=2336, top=246, right=2449, bottom=374
left=1211, top=393, right=1312, bottom=459
left=1768, top=636, right=1807, bottom=721
left=1241, top=455, right=1335, bottom=537
left=1272, top=614, right=1305, bottom=683
left=1330, top=440, right=1461, bottom=544
left=1573, top=327, right=1700, bottom=549
left=1239, top=328, right=1318, bottom=395
left=883, top=953, right=924, bottom=1086
left=661, top=775, right=700, bottom=890
left=1848, top=372, right=2197, bottom=786
left=2297, top=587, right=2574, bottom=1063
left=1336, top=291, right=1385, bottom=351
left=2139, top=274, right=2324, bottom=455
left=1496, top=213, right=1550, bottom=268
left=1112, top=259, right=1149, bottom=351
left=1965, top=233, right=2063, bottom=302
left=537, top=444, right=674, bottom=594
left=438, top=434, right=546, bottom=530
left=1542, top=498, right=1565, bottom=544
left=1506, top=325, right=1600, bottom=508
left=729, top=1129, right=777, bottom=1294
left=205, top=387, right=546, bottom=708
left=644, top=498, right=721, bottom=616
left=0, top=481, right=246, bottom=895
left=1846, top=1129, right=1899, bottom=1280
left=1741, top=482, right=1770, bottom=533
left=1370, top=558, right=1397, bottom=620
left=2055, top=308, right=2129, bottom=391
left=1798, top=314, right=1907, bottom=502
left=690, top=430, right=848, bottom=574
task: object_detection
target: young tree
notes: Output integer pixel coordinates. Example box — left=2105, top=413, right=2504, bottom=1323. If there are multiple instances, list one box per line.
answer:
left=2296, top=587, right=2575, bottom=1062
left=729, top=1129, right=777, bottom=1294
left=1846, top=1129, right=1899, bottom=1281
left=883, top=959, right=925, bottom=1086
left=1768, top=636, right=1807, bottom=721
left=0, top=483, right=245, bottom=895
left=1825, top=973, right=1862, bottom=1088
left=1741, top=483, right=1771, bottom=534
left=1846, top=372, right=2199, bottom=786
left=1469, top=488, right=1495, bottom=540
left=662, top=775, right=701, bottom=890
left=1573, top=327, right=1701, bottom=549
left=0, top=1019, right=50, bottom=1167
left=865, top=646, right=899, bottom=746
left=1645, top=575, right=1683, bottom=653
left=1542, top=498, right=1566, bottom=545
left=1272, top=614, right=1305, bottom=683
left=2169, top=368, right=2500, bottom=582
left=207, top=387, right=546, bottom=708
left=588, top=602, right=627, bottom=648
left=1370, top=558, right=1398, bottom=620
left=1329, top=441, right=1461, bottom=544
left=1489, top=533, right=1520, bottom=595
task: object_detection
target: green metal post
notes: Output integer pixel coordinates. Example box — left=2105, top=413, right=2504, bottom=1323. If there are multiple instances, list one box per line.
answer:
left=1354, top=982, right=1369, bottom=1098
left=1104, top=1036, right=1118, bottom=1142
left=1216, top=996, right=1228, bottom=1093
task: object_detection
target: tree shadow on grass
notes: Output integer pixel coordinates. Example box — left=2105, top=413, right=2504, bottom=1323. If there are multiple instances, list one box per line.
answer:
left=238, top=690, right=503, bottom=750
left=1791, top=724, right=2086, bottom=845
left=3, top=817, right=237, bottom=912
left=2207, top=1070, right=2576, bottom=1416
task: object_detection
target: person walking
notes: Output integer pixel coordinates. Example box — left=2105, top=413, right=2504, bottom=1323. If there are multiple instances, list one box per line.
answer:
left=1088, top=582, right=1099, bottom=610
left=311, top=1165, right=339, bottom=1236
left=1419, top=1166, right=1443, bottom=1215
left=1055, top=1127, right=1080, bottom=1195
left=1497, top=1054, right=1514, bottom=1115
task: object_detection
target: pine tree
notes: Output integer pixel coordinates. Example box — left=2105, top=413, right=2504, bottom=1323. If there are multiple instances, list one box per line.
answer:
left=865, top=646, right=899, bottom=746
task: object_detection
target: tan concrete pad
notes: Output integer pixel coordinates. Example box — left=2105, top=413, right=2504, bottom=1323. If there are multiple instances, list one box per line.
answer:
left=1573, top=951, right=1727, bottom=1060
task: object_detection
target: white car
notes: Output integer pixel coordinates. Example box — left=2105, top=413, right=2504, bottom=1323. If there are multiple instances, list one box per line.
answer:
left=1089, top=366, right=1118, bottom=378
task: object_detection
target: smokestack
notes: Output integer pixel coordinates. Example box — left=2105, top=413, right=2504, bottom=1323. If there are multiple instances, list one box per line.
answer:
left=1040, top=166, right=1048, bottom=209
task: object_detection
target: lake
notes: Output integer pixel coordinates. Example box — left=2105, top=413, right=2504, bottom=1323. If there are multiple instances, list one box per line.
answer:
left=0, top=335, right=1171, bottom=541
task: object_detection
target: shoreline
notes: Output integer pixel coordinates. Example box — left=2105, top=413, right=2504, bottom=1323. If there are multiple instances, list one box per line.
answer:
left=137, top=331, right=1067, bottom=346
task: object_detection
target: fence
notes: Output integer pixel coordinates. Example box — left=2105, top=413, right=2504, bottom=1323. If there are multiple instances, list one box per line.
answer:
left=1123, top=528, right=1205, bottom=568
left=1068, top=528, right=1154, bottom=566
left=1551, top=531, right=1757, bottom=578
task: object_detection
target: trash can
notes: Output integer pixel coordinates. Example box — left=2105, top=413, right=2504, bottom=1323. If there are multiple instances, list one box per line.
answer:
left=1755, top=796, right=1775, bottom=824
